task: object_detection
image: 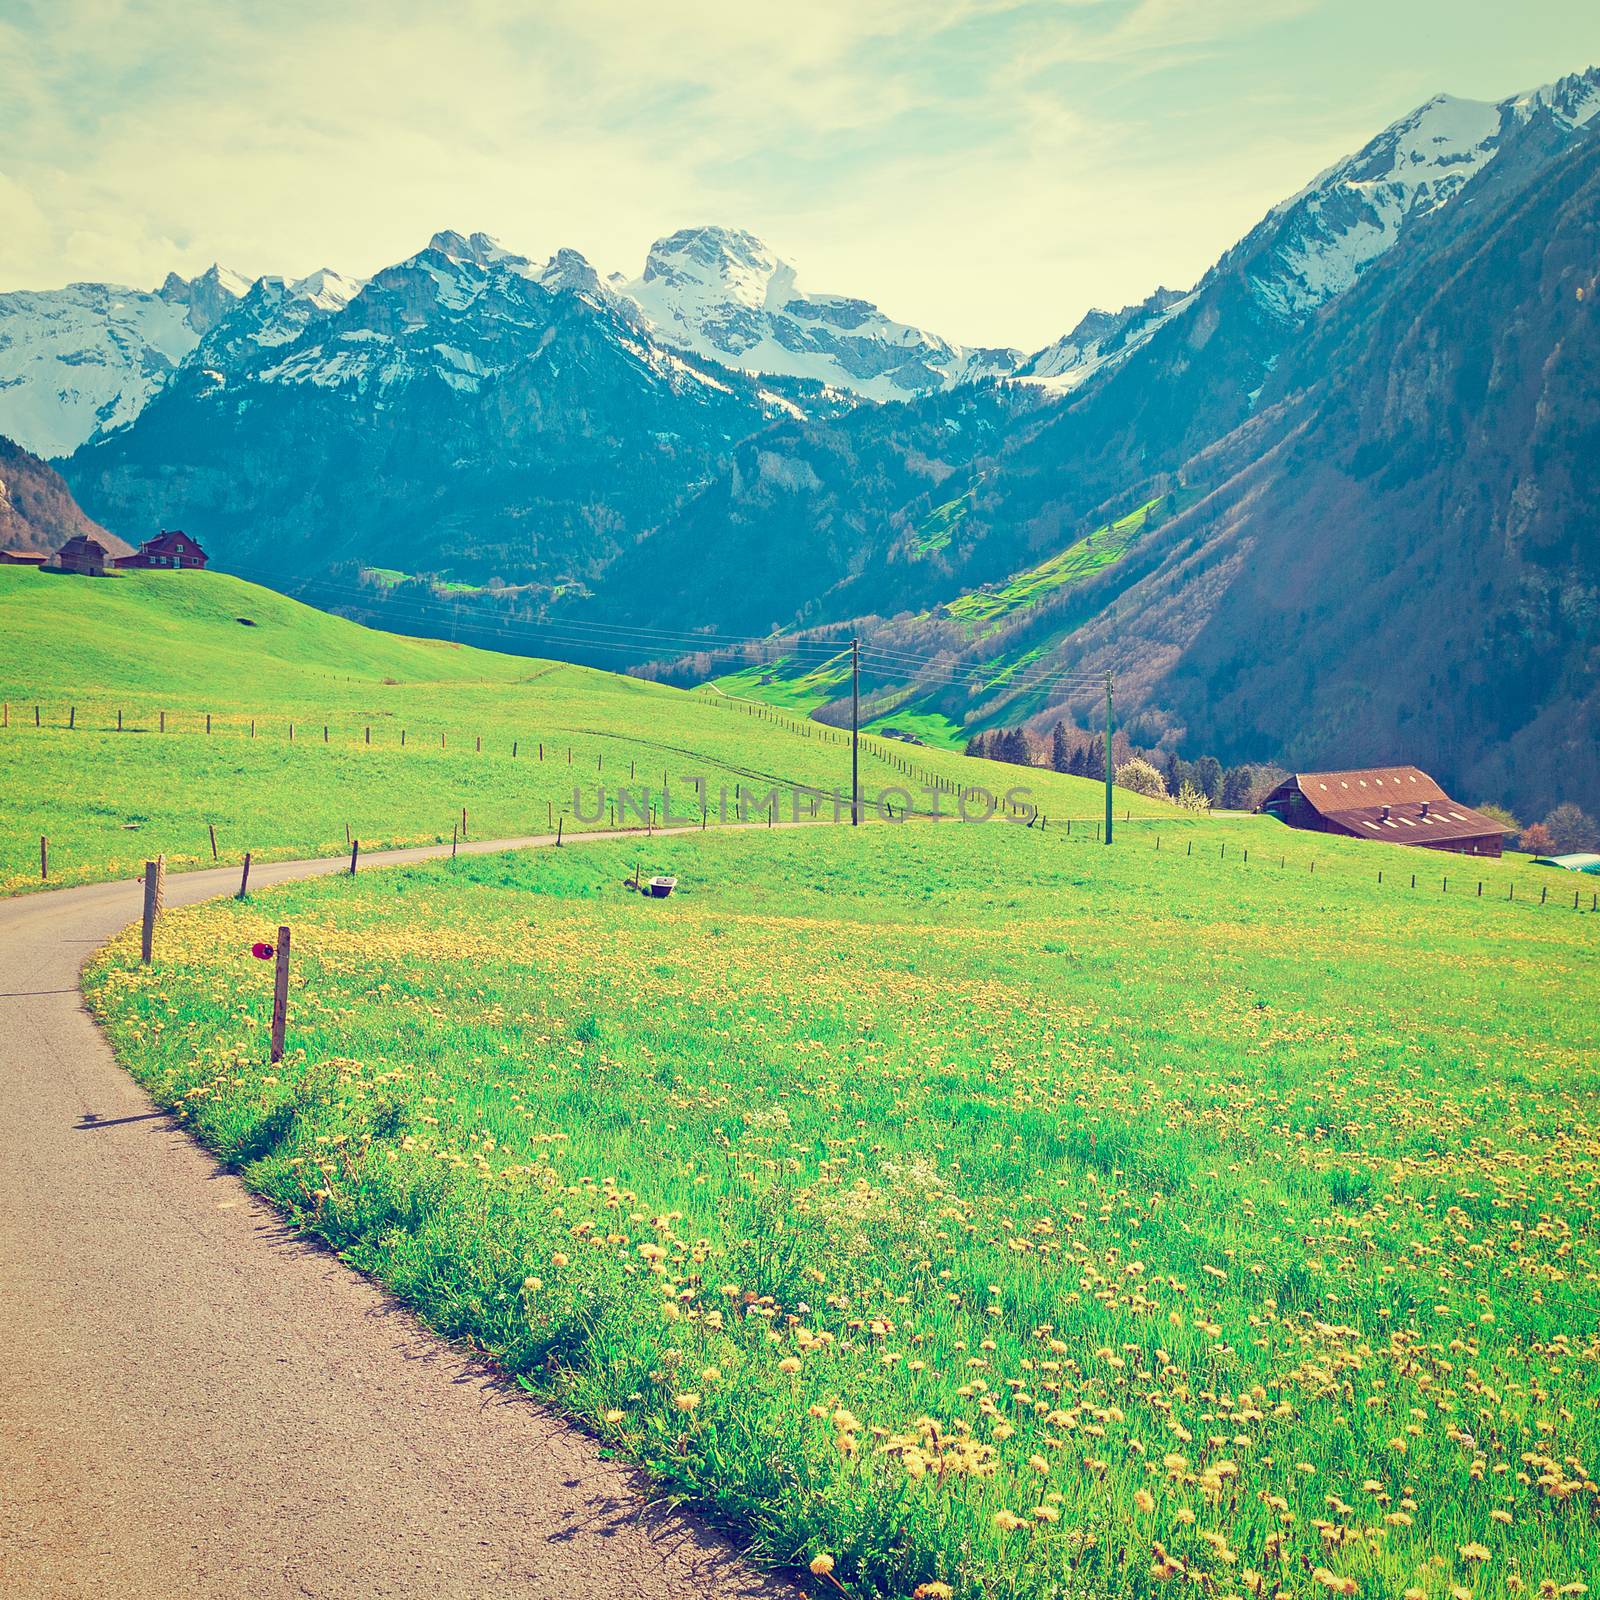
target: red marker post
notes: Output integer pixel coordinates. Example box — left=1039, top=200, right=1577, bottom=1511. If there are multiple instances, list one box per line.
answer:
left=254, top=929, right=291, bottom=1063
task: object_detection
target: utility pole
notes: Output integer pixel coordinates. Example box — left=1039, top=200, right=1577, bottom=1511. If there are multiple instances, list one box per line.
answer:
left=1104, top=670, right=1114, bottom=846
left=851, top=637, right=861, bottom=827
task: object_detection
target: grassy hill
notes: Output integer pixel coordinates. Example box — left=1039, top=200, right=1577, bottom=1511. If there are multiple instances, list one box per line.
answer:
left=0, top=567, right=1167, bottom=894
left=86, top=816, right=1598, bottom=1599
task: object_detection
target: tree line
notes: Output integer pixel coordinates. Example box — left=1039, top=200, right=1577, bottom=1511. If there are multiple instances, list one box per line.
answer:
left=964, top=722, right=1286, bottom=812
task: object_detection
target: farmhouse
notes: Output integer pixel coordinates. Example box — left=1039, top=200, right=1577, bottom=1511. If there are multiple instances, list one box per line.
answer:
left=115, top=530, right=209, bottom=570
left=0, top=549, right=48, bottom=565
left=1256, top=766, right=1504, bottom=857
left=49, top=535, right=110, bottom=577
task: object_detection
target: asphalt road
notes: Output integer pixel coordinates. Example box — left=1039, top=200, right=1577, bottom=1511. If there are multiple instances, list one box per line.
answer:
left=0, top=835, right=792, bottom=1599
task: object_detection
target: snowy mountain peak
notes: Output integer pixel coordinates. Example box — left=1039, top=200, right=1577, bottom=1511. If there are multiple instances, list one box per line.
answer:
left=157, top=263, right=252, bottom=333
left=426, top=230, right=525, bottom=269
left=1017, top=287, right=1194, bottom=391
left=621, top=226, right=1018, bottom=400
left=1243, top=67, right=1600, bottom=322
left=536, top=247, right=610, bottom=301
left=289, top=268, right=364, bottom=311
left=0, top=267, right=253, bottom=457
left=1509, top=64, right=1600, bottom=128
left=1015, top=65, right=1600, bottom=398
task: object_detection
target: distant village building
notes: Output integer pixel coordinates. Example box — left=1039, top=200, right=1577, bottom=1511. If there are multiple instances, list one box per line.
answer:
left=1256, top=767, right=1504, bottom=857
left=114, top=530, right=209, bottom=570
left=49, top=535, right=110, bottom=577
left=0, top=549, right=48, bottom=565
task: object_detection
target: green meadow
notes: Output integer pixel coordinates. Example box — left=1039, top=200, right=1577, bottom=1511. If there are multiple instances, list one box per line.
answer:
left=0, top=567, right=1163, bottom=894
left=85, top=818, right=1598, bottom=1600
left=14, top=561, right=1598, bottom=1598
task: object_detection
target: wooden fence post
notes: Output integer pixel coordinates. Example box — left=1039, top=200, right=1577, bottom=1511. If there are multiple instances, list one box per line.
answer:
left=349, top=839, right=359, bottom=874
left=269, top=926, right=290, bottom=1064
left=238, top=852, right=252, bottom=899
left=140, top=860, right=159, bottom=963
left=462, top=807, right=468, bottom=839
left=206, top=713, right=211, bottom=734
left=209, top=822, right=218, bottom=860
left=556, top=817, right=563, bottom=846
left=40, top=836, right=47, bottom=881
left=451, top=822, right=458, bottom=858
left=159, top=711, right=165, bottom=733
left=69, top=705, right=75, bottom=729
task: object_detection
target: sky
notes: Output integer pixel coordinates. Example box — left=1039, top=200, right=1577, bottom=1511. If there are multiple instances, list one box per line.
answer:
left=3, top=1, right=1597, bottom=351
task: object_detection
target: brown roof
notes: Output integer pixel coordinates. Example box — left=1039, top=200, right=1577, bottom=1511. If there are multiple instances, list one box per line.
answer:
left=1275, top=767, right=1504, bottom=844
left=142, top=530, right=203, bottom=553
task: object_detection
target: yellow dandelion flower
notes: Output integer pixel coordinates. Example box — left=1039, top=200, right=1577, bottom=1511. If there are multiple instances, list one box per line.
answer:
left=673, top=1392, right=700, bottom=1413
left=809, top=1554, right=834, bottom=1578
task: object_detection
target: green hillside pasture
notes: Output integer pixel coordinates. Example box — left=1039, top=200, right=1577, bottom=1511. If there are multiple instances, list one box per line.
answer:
left=943, top=499, right=1161, bottom=625
left=715, top=500, right=1167, bottom=742
left=0, top=567, right=1166, bottom=893
left=911, top=477, right=982, bottom=555
left=86, top=816, right=1598, bottom=1599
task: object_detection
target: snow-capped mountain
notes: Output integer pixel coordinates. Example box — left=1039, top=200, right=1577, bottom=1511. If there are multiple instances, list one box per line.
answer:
left=617, top=226, right=1021, bottom=401
left=1232, top=65, right=1600, bottom=323
left=1016, top=287, right=1192, bottom=392
left=1017, top=65, right=1600, bottom=393
left=209, top=231, right=740, bottom=405
left=0, top=265, right=250, bottom=458
left=65, top=228, right=810, bottom=597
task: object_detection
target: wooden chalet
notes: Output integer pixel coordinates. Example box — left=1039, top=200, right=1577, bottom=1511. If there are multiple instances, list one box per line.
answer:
left=50, top=535, right=110, bottom=577
left=114, top=530, right=209, bottom=570
left=0, top=549, right=48, bottom=565
left=1256, top=766, right=1505, bottom=857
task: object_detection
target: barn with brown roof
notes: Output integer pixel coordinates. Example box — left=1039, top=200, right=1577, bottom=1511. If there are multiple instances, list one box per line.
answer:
left=1256, top=767, right=1505, bottom=857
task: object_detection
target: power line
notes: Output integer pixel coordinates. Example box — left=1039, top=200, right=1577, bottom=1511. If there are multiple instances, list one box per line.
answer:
left=219, top=562, right=1130, bottom=703
left=222, top=565, right=848, bottom=660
